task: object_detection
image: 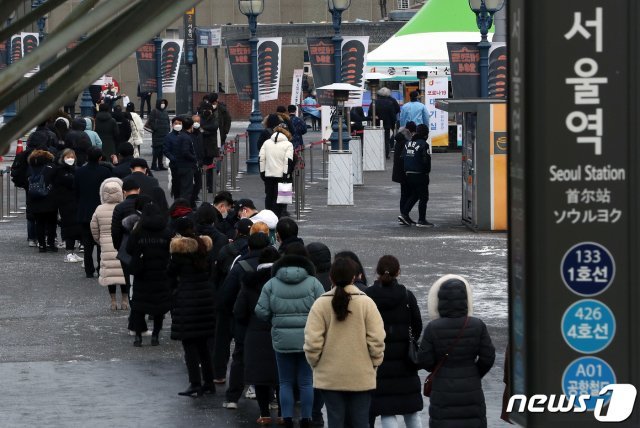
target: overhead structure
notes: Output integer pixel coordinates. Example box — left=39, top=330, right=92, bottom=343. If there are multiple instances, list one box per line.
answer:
left=365, top=0, right=494, bottom=80
left=0, top=0, right=200, bottom=154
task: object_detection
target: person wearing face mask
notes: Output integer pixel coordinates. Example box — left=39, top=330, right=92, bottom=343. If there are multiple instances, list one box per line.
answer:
left=147, top=99, right=170, bottom=171
left=212, top=191, right=237, bottom=239
left=199, top=101, right=220, bottom=193
left=163, top=117, right=197, bottom=205
left=188, top=115, right=205, bottom=207
left=51, top=149, right=83, bottom=262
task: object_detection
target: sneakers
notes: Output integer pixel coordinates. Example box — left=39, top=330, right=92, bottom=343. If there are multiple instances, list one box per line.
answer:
left=398, top=214, right=414, bottom=226
left=64, top=253, right=83, bottom=263
left=416, top=220, right=435, bottom=228
left=77, top=244, right=84, bottom=253
left=223, top=401, right=238, bottom=409
left=245, top=385, right=256, bottom=399
left=128, top=330, right=152, bottom=336
left=213, top=378, right=226, bottom=384
left=28, top=239, right=37, bottom=247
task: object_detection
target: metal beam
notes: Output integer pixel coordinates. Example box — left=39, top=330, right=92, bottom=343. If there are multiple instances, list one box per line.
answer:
left=53, top=0, right=100, bottom=34
left=0, top=0, right=135, bottom=95
left=0, top=0, right=67, bottom=43
left=0, top=0, right=200, bottom=153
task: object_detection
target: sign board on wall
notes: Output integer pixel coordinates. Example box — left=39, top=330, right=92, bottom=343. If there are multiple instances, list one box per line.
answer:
left=184, top=8, right=196, bottom=65
left=508, top=0, right=639, bottom=426
left=423, top=77, right=449, bottom=149
left=291, top=69, right=304, bottom=107
left=197, top=28, right=221, bottom=47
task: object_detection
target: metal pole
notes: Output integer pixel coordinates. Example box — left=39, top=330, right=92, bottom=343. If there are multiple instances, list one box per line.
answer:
left=370, top=85, right=377, bottom=128
left=231, top=139, right=238, bottom=190
left=204, top=48, right=209, bottom=93
left=475, top=4, right=493, bottom=98
left=338, top=105, right=344, bottom=152
left=295, top=169, right=301, bottom=221
left=5, top=169, right=16, bottom=218
left=201, top=167, right=208, bottom=203
left=154, top=34, right=163, bottom=100
left=309, top=142, right=315, bottom=183
left=12, top=184, right=21, bottom=213
left=3, top=16, right=16, bottom=123
left=0, top=172, right=8, bottom=222
left=245, top=14, right=262, bottom=174
left=323, top=141, right=328, bottom=179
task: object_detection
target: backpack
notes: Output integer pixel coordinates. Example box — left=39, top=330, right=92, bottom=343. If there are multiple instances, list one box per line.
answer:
left=10, top=152, right=29, bottom=189
left=28, top=167, right=51, bottom=199
left=237, top=260, right=255, bottom=273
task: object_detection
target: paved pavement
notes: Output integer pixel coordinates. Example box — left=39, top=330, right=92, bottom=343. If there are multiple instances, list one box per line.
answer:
left=0, top=125, right=508, bottom=427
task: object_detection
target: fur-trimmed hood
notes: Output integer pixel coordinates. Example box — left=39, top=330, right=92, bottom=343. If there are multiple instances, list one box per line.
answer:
left=99, top=177, right=123, bottom=205
left=270, top=127, right=292, bottom=143
left=122, top=213, right=140, bottom=233
left=27, top=149, right=54, bottom=166
left=427, top=274, right=474, bottom=320
left=170, top=235, right=213, bottom=254
left=272, top=254, right=316, bottom=284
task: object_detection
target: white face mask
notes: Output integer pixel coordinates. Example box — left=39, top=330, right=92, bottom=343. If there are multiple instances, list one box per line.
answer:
left=173, top=125, right=183, bottom=132
left=193, top=122, right=201, bottom=129
left=160, top=103, right=166, bottom=109
left=64, top=158, right=76, bottom=166
left=211, top=104, right=218, bottom=110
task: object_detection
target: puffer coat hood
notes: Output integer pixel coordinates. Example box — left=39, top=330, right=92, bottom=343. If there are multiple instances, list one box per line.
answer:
left=155, top=99, right=168, bottom=110
left=84, top=117, right=93, bottom=131
left=272, top=255, right=316, bottom=284
left=306, top=242, right=331, bottom=273
left=170, top=235, right=213, bottom=254
left=427, top=274, right=474, bottom=321
left=71, top=118, right=86, bottom=131
left=27, top=149, right=54, bottom=166
left=99, top=177, right=123, bottom=205
left=270, top=129, right=292, bottom=143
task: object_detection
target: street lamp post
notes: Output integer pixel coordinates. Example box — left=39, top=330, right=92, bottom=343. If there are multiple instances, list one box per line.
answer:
left=327, top=0, right=351, bottom=151
left=239, top=0, right=264, bottom=174
left=367, top=78, right=379, bottom=129
left=3, top=14, right=17, bottom=123
left=32, top=0, right=48, bottom=92
left=468, top=0, right=505, bottom=98
left=154, top=34, right=163, bottom=101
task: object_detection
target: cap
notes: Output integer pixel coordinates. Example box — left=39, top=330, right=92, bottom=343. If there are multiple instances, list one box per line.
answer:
left=122, top=177, right=141, bottom=192
left=235, top=218, right=253, bottom=236
left=235, top=198, right=256, bottom=211
left=130, top=158, right=149, bottom=169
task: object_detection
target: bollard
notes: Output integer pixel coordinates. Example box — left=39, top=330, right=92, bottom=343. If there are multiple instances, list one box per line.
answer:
left=294, top=168, right=301, bottom=221
left=231, top=140, right=239, bottom=190
left=220, top=153, right=227, bottom=192
left=5, top=168, right=16, bottom=218
left=301, top=162, right=306, bottom=212
left=201, top=167, right=208, bottom=204
left=0, top=171, right=8, bottom=222
left=12, top=184, right=22, bottom=214
left=244, top=133, right=249, bottom=164
left=309, top=143, right=315, bottom=183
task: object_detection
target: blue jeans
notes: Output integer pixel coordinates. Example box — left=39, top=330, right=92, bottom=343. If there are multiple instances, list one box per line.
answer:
left=380, top=413, right=422, bottom=428
left=321, top=390, right=371, bottom=428
left=275, top=352, right=313, bottom=419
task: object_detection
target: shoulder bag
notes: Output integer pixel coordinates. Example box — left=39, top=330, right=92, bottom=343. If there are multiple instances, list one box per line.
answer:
left=405, top=288, right=420, bottom=365
left=423, top=316, right=469, bottom=397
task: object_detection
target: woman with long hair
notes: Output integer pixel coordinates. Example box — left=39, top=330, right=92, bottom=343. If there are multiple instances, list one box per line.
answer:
left=304, top=258, right=386, bottom=428
left=168, top=217, right=217, bottom=397
left=365, top=255, right=423, bottom=428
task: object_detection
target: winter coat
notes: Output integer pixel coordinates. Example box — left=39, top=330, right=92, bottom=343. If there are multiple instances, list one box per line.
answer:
left=90, top=178, right=126, bottom=286
left=304, top=284, right=386, bottom=391
left=127, top=214, right=172, bottom=315
left=365, top=280, right=423, bottom=416
left=403, top=136, right=431, bottom=174
left=392, top=128, right=411, bottom=184
left=259, top=131, right=294, bottom=179
left=51, top=162, right=81, bottom=240
left=168, top=235, right=216, bottom=341
left=289, top=114, right=307, bottom=149
left=94, top=111, right=119, bottom=158
left=418, top=275, right=496, bottom=428
left=74, top=162, right=113, bottom=223
left=127, top=171, right=159, bottom=197
left=400, top=100, right=430, bottom=127
left=113, top=112, right=132, bottom=147
left=112, top=155, right=135, bottom=179
left=163, top=130, right=196, bottom=168
left=233, top=264, right=279, bottom=386
left=148, top=100, right=170, bottom=148
left=278, top=236, right=305, bottom=255
left=199, top=111, right=220, bottom=160
left=111, top=194, right=139, bottom=251
left=255, top=255, right=325, bottom=353
left=26, top=150, right=56, bottom=214
left=128, top=112, right=144, bottom=147
left=370, top=95, right=400, bottom=130
left=196, top=223, right=229, bottom=267
left=306, top=242, right=332, bottom=292
left=213, top=236, right=249, bottom=288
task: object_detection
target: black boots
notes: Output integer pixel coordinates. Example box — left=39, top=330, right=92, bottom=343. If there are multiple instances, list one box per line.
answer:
left=178, top=383, right=203, bottom=397
left=151, top=333, right=159, bottom=346
left=201, top=383, right=216, bottom=395
left=299, top=418, right=311, bottom=428
left=133, top=334, right=142, bottom=347
left=283, top=417, right=294, bottom=428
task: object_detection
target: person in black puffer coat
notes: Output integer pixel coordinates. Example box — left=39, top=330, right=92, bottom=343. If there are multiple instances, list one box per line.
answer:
left=27, top=149, right=57, bottom=252
left=168, top=217, right=216, bottom=397
left=51, top=149, right=82, bottom=261
left=418, top=274, right=495, bottom=428
left=149, top=99, right=171, bottom=170
left=195, top=202, right=231, bottom=263
left=94, top=103, right=120, bottom=160
left=127, top=202, right=173, bottom=347
left=233, top=246, right=282, bottom=424
left=306, top=242, right=331, bottom=292
left=392, top=122, right=416, bottom=223
left=64, top=118, right=92, bottom=166
left=365, top=255, right=423, bottom=427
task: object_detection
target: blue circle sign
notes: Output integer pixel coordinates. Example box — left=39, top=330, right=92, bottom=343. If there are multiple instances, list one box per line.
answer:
left=561, top=299, right=615, bottom=354
left=561, top=242, right=615, bottom=296
left=562, top=357, right=616, bottom=411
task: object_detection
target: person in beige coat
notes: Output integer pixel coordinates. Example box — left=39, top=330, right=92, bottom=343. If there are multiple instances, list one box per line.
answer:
left=90, top=177, right=127, bottom=310
left=304, top=258, right=386, bottom=428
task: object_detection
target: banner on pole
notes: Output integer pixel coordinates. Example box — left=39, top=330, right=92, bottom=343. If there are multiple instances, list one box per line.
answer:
left=197, top=28, right=222, bottom=47
left=184, top=8, right=196, bottom=65
left=258, top=37, right=282, bottom=102
left=307, top=37, right=335, bottom=91
left=226, top=39, right=253, bottom=100
left=136, top=42, right=157, bottom=93
left=447, top=42, right=480, bottom=99
left=291, top=69, right=304, bottom=107
left=161, top=39, right=184, bottom=94
left=341, top=36, right=368, bottom=107
left=488, top=43, right=507, bottom=99
left=424, top=77, right=449, bottom=149
left=21, top=32, right=39, bottom=77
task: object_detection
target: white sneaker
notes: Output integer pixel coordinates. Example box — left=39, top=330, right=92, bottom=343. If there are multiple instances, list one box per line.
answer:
left=128, top=330, right=153, bottom=336
left=77, top=244, right=84, bottom=253
left=223, top=402, right=238, bottom=409
left=64, top=253, right=83, bottom=263
left=28, top=239, right=37, bottom=247
left=245, top=385, right=256, bottom=399
left=56, top=240, right=66, bottom=249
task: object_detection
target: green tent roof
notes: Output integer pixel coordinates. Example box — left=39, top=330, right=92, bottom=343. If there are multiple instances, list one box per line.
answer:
left=395, top=0, right=492, bottom=37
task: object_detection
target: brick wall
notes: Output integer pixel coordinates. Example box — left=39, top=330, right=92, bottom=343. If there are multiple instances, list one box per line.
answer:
left=194, top=91, right=294, bottom=121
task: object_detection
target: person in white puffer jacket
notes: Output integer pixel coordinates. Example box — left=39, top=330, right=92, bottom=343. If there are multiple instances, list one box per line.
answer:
left=258, top=125, right=294, bottom=218
left=126, top=102, right=145, bottom=157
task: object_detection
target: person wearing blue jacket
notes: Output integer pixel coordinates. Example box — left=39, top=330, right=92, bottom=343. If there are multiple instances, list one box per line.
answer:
left=399, top=124, right=433, bottom=227
left=399, top=91, right=430, bottom=127
left=163, top=117, right=197, bottom=204
left=255, top=245, right=325, bottom=428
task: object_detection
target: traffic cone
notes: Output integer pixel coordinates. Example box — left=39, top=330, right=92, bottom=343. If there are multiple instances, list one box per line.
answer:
left=15, top=139, right=23, bottom=155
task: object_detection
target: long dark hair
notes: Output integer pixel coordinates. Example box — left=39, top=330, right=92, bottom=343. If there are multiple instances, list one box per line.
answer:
left=335, top=250, right=367, bottom=286
left=376, top=255, right=400, bottom=286
left=329, top=258, right=357, bottom=321
left=175, top=217, right=209, bottom=271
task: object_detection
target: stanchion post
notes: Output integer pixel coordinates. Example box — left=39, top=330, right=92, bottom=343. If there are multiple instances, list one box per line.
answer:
left=201, top=167, right=208, bottom=204
left=12, top=183, right=21, bottom=214
left=323, top=141, right=328, bottom=179
left=0, top=172, right=8, bottom=222
left=309, top=143, right=315, bottom=183
left=5, top=168, right=16, bottom=218
left=295, top=168, right=301, bottom=221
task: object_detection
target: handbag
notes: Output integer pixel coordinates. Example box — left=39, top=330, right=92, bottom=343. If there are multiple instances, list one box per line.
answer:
left=405, top=288, right=420, bottom=365
left=276, top=182, right=293, bottom=204
left=423, top=316, right=469, bottom=397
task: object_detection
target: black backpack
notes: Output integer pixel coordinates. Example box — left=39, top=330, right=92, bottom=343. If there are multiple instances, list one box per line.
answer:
left=28, top=167, right=51, bottom=199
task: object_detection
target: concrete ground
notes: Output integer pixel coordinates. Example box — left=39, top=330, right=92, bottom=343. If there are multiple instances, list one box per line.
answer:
left=0, top=124, right=508, bottom=427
